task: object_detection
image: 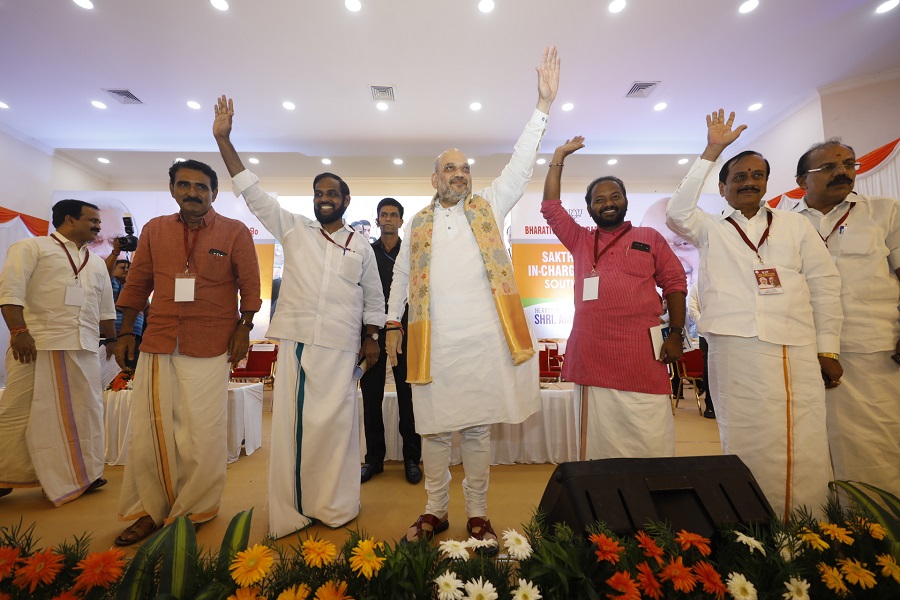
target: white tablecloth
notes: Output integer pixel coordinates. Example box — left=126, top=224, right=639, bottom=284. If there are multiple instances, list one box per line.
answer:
left=103, top=382, right=264, bottom=465
left=358, top=383, right=579, bottom=465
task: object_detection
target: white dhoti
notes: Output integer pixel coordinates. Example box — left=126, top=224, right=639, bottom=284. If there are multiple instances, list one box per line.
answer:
left=577, top=385, right=675, bottom=461
left=268, top=340, right=359, bottom=538
left=707, top=334, right=833, bottom=521
left=0, top=350, right=104, bottom=506
left=118, top=351, right=229, bottom=525
left=825, top=350, right=900, bottom=497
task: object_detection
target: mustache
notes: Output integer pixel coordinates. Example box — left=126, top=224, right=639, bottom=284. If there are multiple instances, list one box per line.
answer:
left=738, top=185, right=760, bottom=194
left=828, top=175, right=853, bottom=187
left=450, top=177, right=467, bottom=184
left=183, top=197, right=202, bottom=204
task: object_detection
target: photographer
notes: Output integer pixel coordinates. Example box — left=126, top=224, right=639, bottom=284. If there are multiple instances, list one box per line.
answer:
left=105, top=239, right=145, bottom=369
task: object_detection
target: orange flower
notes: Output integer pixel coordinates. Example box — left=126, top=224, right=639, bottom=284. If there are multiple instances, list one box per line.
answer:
left=838, top=558, right=876, bottom=589
left=819, top=523, right=854, bottom=545
left=605, top=570, right=640, bottom=600
left=658, top=555, right=697, bottom=593
left=0, top=546, right=21, bottom=580
left=301, top=539, right=337, bottom=568
left=51, top=591, right=80, bottom=600
left=72, top=548, right=127, bottom=592
left=635, top=531, right=665, bottom=566
left=818, top=562, right=849, bottom=595
left=674, top=529, right=711, bottom=556
left=588, top=532, right=623, bottom=564
left=12, top=548, right=66, bottom=593
left=314, top=580, right=353, bottom=600
left=635, top=562, right=663, bottom=600
left=692, top=561, right=726, bottom=599
left=228, top=587, right=265, bottom=600
left=877, top=554, right=900, bottom=583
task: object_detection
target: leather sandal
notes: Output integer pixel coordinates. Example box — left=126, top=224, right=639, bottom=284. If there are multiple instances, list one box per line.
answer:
left=401, top=513, right=449, bottom=544
left=86, top=477, right=107, bottom=492
left=466, top=517, right=499, bottom=556
left=114, top=515, right=160, bottom=546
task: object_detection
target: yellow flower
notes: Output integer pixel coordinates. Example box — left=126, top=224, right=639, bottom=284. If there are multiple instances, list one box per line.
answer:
left=229, top=544, right=275, bottom=587
left=314, top=580, right=353, bottom=600
left=228, top=587, right=265, bottom=600
left=301, top=539, right=337, bottom=568
left=819, top=523, right=854, bottom=545
left=866, top=522, right=887, bottom=540
left=799, top=528, right=829, bottom=552
left=818, top=563, right=848, bottom=595
left=838, top=558, right=877, bottom=589
left=348, top=538, right=385, bottom=579
left=277, top=583, right=312, bottom=600
left=876, top=554, right=900, bottom=583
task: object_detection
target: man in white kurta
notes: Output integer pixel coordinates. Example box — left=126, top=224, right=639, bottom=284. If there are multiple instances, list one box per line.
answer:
left=785, top=139, right=900, bottom=498
left=214, top=98, right=385, bottom=538
left=666, top=110, right=843, bottom=521
left=386, top=48, right=558, bottom=545
left=0, top=199, right=116, bottom=506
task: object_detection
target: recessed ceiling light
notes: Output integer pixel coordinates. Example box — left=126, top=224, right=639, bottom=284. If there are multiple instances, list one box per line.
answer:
left=91, top=100, right=107, bottom=109
left=678, top=158, right=689, bottom=165
left=739, top=0, right=758, bottom=13
left=174, top=158, right=186, bottom=163
left=97, top=157, right=109, bottom=164
left=376, top=102, right=389, bottom=111
left=478, top=0, right=495, bottom=13
left=876, top=0, right=899, bottom=12
left=607, top=159, right=618, bottom=165
left=608, top=0, right=626, bottom=13
left=72, top=0, right=93, bottom=9
left=249, top=158, right=260, bottom=165
left=536, top=158, right=547, bottom=165
left=561, top=103, right=574, bottom=111
left=748, top=102, right=763, bottom=111
left=187, top=101, right=201, bottom=110
left=322, top=158, right=332, bottom=165
left=283, top=101, right=295, bottom=110
left=470, top=102, right=482, bottom=111
left=210, top=0, right=228, bottom=10
left=345, top=0, right=362, bottom=11
left=0, top=101, right=10, bottom=109
left=393, top=158, right=404, bottom=165
left=654, top=102, right=667, bottom=111
left=467, top=158, right=475, bottom=165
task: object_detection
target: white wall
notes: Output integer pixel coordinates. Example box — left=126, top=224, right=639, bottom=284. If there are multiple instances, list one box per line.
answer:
left=820, top=73, right=900, bottom=153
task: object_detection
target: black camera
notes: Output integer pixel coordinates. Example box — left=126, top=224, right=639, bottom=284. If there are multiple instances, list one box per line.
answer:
left=116, top=215, right=139, bottom=252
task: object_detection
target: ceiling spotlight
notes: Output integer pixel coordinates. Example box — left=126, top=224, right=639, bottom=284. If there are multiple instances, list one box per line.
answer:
left=536, top=158, right=547, bottom=165
left=187, top=101, right=201, bottom=110
left=678, top=158, right=689, bottom=165
left=174, top=158, right=186, bottom=163
left=470, top=102, right=482, bottom=111
left=322, top=158, right=332, bottom=165
left=739, top=0, right=759, bottom=13
left=607, top=159, right=618, bottom=165
left=876, top=0, right=899, bottom=12
left=376, top=102, right=389, bottom=111
left=608, top=0, right=626, bottom=13
left=345, top=0, right=362, bottom=12
left=283, top=101, right=296, bottom=110
left=91, top=100, right=107, bottom=109
left=654, top=102, right=667, bottom=111
left=478, top=0, right=495, bottom=13
left=97, top=157, right=110, bottom=164
left=0, top=102, right=8, bottom=109
left=393, top=158, right=404, bottom=165
left=561, top=103, right=574, bottom=111
left=748, top=102, right=763, bottom=111
left=210, top=0, right=229, bottom=10
left=249, top=158, right=260, bottom=165
left=72, top=0, right=94, bottom=8
left=467, top=158, right=475, bottom=165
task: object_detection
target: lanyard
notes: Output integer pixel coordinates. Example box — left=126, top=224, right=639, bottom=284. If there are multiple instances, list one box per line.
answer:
left=320, top=229, right=355, bottom=254
left=50, top=233, right=89, bottom=280
left=591, top=223, right=633, bottom=274
left=377, top=241, right=397, bottom=263
left=818, top=202, right=855, bottom=247
left=725, top=210, right=773, bottom=262
left=182, top=223, right=201, bottom=272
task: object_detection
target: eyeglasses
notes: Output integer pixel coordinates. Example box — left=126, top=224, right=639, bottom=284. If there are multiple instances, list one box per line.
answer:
left=806, top=160, right=861, bottom=175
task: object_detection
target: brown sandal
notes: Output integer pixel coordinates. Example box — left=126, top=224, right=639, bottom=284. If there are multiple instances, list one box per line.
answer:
left=402, top=513, right=449, bottom=544
left=115, top=515, right=160, bottom=546
left=466, top=517, right=499, bottom=556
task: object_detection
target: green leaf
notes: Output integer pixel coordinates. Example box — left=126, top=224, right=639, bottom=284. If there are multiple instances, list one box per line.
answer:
left=830, top=480, right=900, bottom=561
left=116, top=523, right=172, bottom=600
left=194, top=580, right=233, bottom=600
left=216, top=509, right=254, bottom=577
left=158, top=516, right=197, bottom=599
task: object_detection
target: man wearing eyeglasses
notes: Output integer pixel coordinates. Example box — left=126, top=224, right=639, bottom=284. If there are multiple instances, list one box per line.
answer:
left=782, top=139, right=900, bottom=499
left=666, top=110, right=843, bottom=521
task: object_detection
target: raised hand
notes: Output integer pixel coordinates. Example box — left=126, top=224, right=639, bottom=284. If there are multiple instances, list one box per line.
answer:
left=536, top=46, right=560, bottom=113
left=554, top=136, right=585, bottom=161
left=701, top=109, right=747, bottom=162
left=213, top=95, right=235, bottom=140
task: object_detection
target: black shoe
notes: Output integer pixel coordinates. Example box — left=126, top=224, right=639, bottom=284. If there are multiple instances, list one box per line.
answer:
left=704, top=405, right=716, bottom=419
left=86, top=477, right=107, bottom=492
left=404, top=460, right=423, bottom=484
left=0, top=488, right=11, bottom=499
left=360, top=463, right=383, bottom=483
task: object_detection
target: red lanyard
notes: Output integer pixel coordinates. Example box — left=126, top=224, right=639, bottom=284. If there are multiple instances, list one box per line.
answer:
left=50, top=233, right=89, bottom=280
left=725, top=210, right=773, bottom=262
left=591, top=223, right=632, bottom=274
left=182, top=223, right=201, bottom=272
left=819, top=202, right=855, bottom=247
left=320, top=229, right=355, bottom=254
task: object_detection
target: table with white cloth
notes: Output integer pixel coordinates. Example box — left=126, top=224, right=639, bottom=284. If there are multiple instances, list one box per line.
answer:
left=358, top=383, right=580, bottom=465
left=102, top=381, right=264, bottom=465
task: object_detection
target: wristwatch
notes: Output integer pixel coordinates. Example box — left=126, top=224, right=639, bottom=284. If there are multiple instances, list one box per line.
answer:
left=365, top=332, right=379, bottom=341
left=238, top=318, right=254, bottom=329
left=668, top=327, right=684, bottom=336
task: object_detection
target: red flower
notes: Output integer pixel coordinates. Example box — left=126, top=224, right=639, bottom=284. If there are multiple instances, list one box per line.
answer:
left=588, top=532, right=624, bottom=564
left=635, top=531, right=665, bottom=566
left=659, top=555, right=698, bottom=593
left=605, top=571, right=641, bottom=600
left=72, top=548, right=127, bottom=592
left=674, top=529, right=711, bottom=556
left=51, top=591, right=80, bottom=600
left=693, top=560, right=726, bottom=599
left=12, top=548, right=66, bottom=593
left=635, top=561, right=663, bottom=600
left=0, top=546, right=21, bottom=580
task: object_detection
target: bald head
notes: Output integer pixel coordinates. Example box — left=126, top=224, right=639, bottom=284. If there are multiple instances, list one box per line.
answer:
left=432, top=148, right=472, bottom=207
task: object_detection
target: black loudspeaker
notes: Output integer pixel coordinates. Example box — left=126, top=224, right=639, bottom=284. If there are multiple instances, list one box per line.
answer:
left=538, top=455, right=773, bottom=538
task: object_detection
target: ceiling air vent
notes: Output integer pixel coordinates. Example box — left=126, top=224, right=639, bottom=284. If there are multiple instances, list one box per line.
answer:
left=370, top=86, right=395, bottom=102
left=625, top=81, right=659, bottom=98
left=103, top=88, right=143, bottom=104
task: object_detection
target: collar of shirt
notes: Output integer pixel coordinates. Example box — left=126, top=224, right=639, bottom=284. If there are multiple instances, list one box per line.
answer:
left=795, top=192, right=860, bottom=216
left=174, top=206, right=217, bottom=228
left=50, top=230, right=88, bottom=257
left=716, top=204, right=770, bottom=224
left=310, top=220, right=353, bottom=234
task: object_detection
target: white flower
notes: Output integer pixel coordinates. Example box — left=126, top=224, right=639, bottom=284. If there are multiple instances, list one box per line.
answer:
left=435, top=571, right=465, bottom=600
left=439, top=539, right=470, bottom=560
left=465, top=536, right=499, bottom=550
left=774, top=532, right=803, bottom=562
left=734, top=531, right=767, bottom=556
left=726, top=572, right=758, bottom=600
left=511, top=578, right=542, bottom=600
left=502, top=529, right=533, bottom=560
left=463, top=576, right=499, bottom=600
left=782, top=576, right=810, bottom=600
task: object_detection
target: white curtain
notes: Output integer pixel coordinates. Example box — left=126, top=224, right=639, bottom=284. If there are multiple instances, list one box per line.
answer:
left=854, top=141, right=900, bottom=199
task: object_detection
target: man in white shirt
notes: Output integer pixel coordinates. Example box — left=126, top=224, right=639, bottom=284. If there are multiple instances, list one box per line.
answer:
left=213, top=97, right=385, bottom=538
left=385, top=47, right=558, bottom=549
left=0, top=199, right=117, bottom=505
left=666, top=110, right=843, bottom=521
left=784, top=139, right=900, bottom=498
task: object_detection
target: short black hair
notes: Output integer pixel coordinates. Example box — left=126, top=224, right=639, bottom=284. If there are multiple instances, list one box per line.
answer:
left=168, top=159, right=218, bottom=191
left=584, top=176, right=627, bottom=206
left=313, top=172, right=350, bottom=198
left=719, top=150, right=770, bottom=184
left=795, top=138, right=855, bottom=177
left=377, top=197, right=404, bottom=218
left=114, top=259, right=131, bottom=267
left=51, top=199, right=99, bottom=228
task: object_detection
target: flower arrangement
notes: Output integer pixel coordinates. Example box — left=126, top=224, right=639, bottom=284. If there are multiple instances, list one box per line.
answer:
left=1, top=481, right=898, bottom=599
left=105, top=369, right=134, bottom=392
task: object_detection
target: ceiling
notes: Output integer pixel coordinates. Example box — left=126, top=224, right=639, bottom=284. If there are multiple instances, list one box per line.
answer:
left=1, top=0, right=899, bottom=186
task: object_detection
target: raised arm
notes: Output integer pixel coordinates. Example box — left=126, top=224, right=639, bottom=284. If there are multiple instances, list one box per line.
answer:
left=535, top=45, right=560, bottom=114
left=700, top=109, right=747, bottom=163
left=543, top=136, right=584, bottom=202
left=213, top=96, right=247, bottom=178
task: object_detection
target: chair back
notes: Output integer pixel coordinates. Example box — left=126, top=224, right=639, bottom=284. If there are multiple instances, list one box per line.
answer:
left=679, top=348, right=704, bottom=378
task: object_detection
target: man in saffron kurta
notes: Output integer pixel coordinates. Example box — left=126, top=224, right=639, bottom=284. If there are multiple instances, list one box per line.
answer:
left=541, top=137, right=687, bottom=460
left=386, top=47, right=559, bottom=547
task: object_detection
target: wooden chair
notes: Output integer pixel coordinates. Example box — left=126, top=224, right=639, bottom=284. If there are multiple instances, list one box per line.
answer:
left=230, top=343, right=278, bottom=388
left=674, top=349, right=704, bottom=414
